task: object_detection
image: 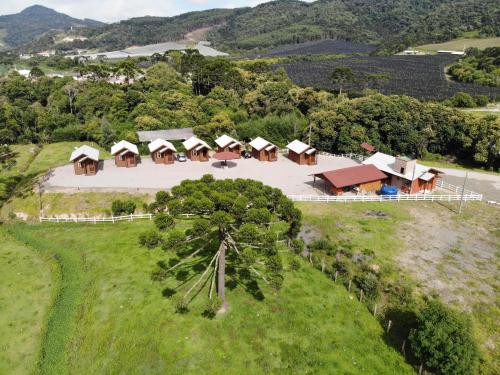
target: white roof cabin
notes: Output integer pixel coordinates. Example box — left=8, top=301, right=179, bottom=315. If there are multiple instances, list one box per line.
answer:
left=249, top=137, right=277, bottom=151
left=362, top=152, right=440, bottom=181
left=111, top=140, right=139, bottom=156
left=69, top=145, right=99, bottom=162
left=214, top=134, right=242, bottom=148
left=286, top=139, right=315, bottom=154
left=148, top=138, right=177, bottom=153
left=182, top=136, right=211, bottom=151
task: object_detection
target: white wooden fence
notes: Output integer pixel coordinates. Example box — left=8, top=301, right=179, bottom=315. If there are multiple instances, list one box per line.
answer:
left=39, top=213, right=152, bottom=223
left=287, top=193, right=482, bottom=203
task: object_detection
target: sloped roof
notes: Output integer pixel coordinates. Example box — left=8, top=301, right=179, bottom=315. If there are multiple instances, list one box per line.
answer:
left=249, top=136, right=274, bottom=151
left=362, top=152, right=435, bottom=181
left=182, top=136, right=211, bottom=151
left=148, top=138, right=177, bottom=153
left=286, top=139, right=311, bottom=154
left=111, top=140, right=139, bottom=155
left=69, top=145, right=99, bottom=162
left=314, top=164, right=387, bottom=188
left=137, top=128, right=194, bottom=142
left=215, top=134, right=241, bottom=148
left=360, top=142, right=375, bottom=153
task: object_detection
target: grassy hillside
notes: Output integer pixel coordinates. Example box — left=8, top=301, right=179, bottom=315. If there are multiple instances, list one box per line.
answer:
left=7, top=221, right=414, bottom=374
left=0, top=228, right=54, bottom=375
left=416, top=36, right=500, bottom=51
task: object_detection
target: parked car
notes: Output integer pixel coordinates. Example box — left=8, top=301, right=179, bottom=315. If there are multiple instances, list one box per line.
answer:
left=176, top=152, right=187, bottom=162
left=241, top=150, right=252, bottom=159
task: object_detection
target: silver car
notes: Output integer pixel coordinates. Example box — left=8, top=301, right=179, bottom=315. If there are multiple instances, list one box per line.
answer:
left=176, top=152, right=187, bottom=162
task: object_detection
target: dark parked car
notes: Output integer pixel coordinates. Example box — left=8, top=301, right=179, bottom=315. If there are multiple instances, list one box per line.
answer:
left=176, top=152, right=187, bottom=162
left=241, top=150, right=252, bottom=159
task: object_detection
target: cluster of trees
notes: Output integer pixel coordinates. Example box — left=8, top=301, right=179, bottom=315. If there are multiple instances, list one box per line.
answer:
left=0, top=51, right=498, bottom=170
left=449, top=47, right=500, bottom=87
left=138, top=176, right=302, bottom=315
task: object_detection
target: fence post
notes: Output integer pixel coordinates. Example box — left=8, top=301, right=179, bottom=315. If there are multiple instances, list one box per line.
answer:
left=149, top=213, right=152, bottom=220
left=130, top=214, right=133, bottom=222
left=112, top=216, right=115, bottom=223
left=359, top=289, right=364, bottom=302
left=334, top=271, right=338, bottom=283
left=348, top=279, right=352, bottom=292
left=94, top=217, right=96, bottom=224
left=373, top=304, right=377, bottom=316
left=387, top=320, right=392, bottom=333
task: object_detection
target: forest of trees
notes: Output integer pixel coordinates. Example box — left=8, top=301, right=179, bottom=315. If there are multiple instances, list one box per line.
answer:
left=449, top=47, right=500, bottom=87
left=0, top=51, right=498, bottom=170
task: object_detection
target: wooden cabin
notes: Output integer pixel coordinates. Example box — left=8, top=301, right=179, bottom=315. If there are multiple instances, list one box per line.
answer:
left=249, top=137, right=278, bottom=162
left=286, top=139, right=317, bottom=165
left=214, top=134, right=241, bottom=158
left=69, top=145, right=100, bottom=176
left=313, top=164, right=388, bottom=195
left=182, top=136, right=211, bottom=162
left=148, top=138, right=177, bottom=164
left=111, top=140, right=139, bottom=167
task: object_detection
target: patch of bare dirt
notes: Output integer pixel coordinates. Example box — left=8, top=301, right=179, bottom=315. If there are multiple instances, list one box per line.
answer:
left=396, top=205, right=499, bottom=310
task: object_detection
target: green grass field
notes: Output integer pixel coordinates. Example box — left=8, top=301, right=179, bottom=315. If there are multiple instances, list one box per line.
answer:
left=416, top=36, right=500, bottom=51
left=5, top=221, right=414, bottom=375
left=0, top=228, right=54, bottom=375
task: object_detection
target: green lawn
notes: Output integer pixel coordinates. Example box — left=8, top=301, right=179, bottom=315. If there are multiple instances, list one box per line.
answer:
left=7, top=221, right=414, bottom=375
left=0, top=228, right=54, bottom=375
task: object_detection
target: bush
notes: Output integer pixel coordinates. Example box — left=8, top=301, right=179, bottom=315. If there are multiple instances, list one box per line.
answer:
left=289, top=258, right=301, bottom=271
left=138, top=230, right=162, bottom=249
left=450, top=92, right=476, bottom=108
left=354, top=272, right=380, bottom=298
left=154, top=213, right=175, bottom=231
left=203, top=297, right=223, bottom=318
left=111, top=200, right=137, bottom=216
left=290, top=238, right=305, bottom=254
left=155, top=191, right=170, bottom=206
left=173, top=296, right=189, bottom=314
left=162, top=229, right=187, bottom=251
left=409, top=300, right=479, bottom=375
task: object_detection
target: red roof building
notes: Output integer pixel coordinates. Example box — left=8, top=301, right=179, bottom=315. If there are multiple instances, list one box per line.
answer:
left=313, top=164, right=387, bottom=195
left=360, top=142, right=376, bottom=153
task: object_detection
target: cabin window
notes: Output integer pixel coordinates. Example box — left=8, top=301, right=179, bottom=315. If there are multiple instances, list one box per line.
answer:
left=400, top=167, right=405, bottom=174
left=120, top=155, right=126, bottom=160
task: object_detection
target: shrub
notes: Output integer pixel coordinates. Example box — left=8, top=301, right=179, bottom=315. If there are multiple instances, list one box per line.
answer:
left=173, top=296, right=189, bottom=314
left=354, top=272, right=380, bottom=298
left=203, top=297, right=222, bottom=318
left=409, top=300, right=479, bottom=375
left=450, top=92, right=476, bottom=108
left=162, top=229, right=187, bottom=251
left=290, top=238, right=305, bottom=254
left=166, top=199, right=183, bottom=216
left=155, top=191, right=170, bottom=206
left=154, top=213, right=175, bottom=231
left=111, top=199, right=136, bottom=216
left=138, top=230, right=162, bottom=249
left=289, top=258, right=301, bottom=271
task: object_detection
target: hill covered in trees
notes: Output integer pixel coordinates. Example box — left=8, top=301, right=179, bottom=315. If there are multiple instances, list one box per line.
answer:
left=18, top=0, right=500, bottom=54
left=0, top=5, right=103, bottom=50
left=449, top=47, right=500, bottom=87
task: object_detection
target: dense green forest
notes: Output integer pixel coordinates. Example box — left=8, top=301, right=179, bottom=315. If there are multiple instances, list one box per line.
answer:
left=0, top=52, right=498, bottom=170
left=18, top=0, right=500, bottom=54
left=449, top=47, right=500, bottom=87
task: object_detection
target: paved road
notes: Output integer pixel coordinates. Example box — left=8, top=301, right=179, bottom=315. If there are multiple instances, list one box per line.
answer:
left=438, top=167, right=500, bottom=201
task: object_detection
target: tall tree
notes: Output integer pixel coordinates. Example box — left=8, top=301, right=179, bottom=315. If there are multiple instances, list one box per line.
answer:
left=145, top=176, right=302, bottom=315
left=330, top=66, right=355, bottom=96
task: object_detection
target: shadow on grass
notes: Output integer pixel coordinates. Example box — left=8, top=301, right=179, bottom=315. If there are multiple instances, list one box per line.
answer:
left=382, top=307, right=419, bottom=367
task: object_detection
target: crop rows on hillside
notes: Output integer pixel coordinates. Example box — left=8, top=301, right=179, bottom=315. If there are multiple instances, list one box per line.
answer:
left=261, top=39, right=378, bottom=57
left=280, top=54, right=500, bottom=100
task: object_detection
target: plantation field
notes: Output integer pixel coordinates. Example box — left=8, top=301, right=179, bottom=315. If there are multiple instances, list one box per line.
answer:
left=279, top=54, right=500, bottom=100
left=260, top=39, right=378, bottom=57
left=4, top=221, right=414, bottom=374
left=416, top=37, right=500, bottom=52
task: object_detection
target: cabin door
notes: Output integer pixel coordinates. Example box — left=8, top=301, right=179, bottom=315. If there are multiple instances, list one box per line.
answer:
left=86, top=161, right=96, bottom=175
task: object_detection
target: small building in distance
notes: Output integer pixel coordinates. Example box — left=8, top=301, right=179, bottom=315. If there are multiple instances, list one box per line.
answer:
left=182, top=136, right=211, bottom=161
left=363, top=152, right=442, bottom=193
left=313, top=164, right=388, bottom=195
left=111, top=140, right=139, bottom=168
left=360, top=142, right=376, bottom=154
left=69, top=145, right=100, bottom=176
left=148, top=139, right=177, bottom=164
left=215, top=134, right=242, bottom=158
left=136, top=128, right=195, bottom=143
left=286, top=139, right=317, bottom=165
left=249, top=137, right=278, bottom=162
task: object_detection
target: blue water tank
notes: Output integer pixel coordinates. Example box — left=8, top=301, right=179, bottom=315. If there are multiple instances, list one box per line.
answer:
left=380, top=185, right=398, bottom=196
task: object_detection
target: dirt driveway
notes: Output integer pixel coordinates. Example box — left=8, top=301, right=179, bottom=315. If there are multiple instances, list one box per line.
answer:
left=45, top=154, right=359, bottom=195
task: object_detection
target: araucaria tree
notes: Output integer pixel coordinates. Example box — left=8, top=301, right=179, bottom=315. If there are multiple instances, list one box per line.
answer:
left=144, top=175, right=302, bottom=315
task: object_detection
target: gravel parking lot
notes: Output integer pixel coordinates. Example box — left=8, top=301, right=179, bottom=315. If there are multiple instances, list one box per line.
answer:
left=45, top=154, right=359, bottom=195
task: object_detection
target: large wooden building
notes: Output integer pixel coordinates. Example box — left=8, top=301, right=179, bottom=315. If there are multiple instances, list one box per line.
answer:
left=111, top=140, right=139, bottom=167
left=249, top=137, right=278, bottom=162
left=214, top=134, right=242, bottom=157
left=313, top=164, right=388, bottom=195
left=362, top=152, right=443, bottom=193
left=286, top=139, right=317, bottom=165
left=148, top=138, right=177, bottom=164
left=182, top=136, right=211, bottom=161
left=69, top=145, right=100, bottom=176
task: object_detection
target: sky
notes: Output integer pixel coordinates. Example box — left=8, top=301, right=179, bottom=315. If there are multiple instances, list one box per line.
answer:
left=0, top=0, right=307, bottom=23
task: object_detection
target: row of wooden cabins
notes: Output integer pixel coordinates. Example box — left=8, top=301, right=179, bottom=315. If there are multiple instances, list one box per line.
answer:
left=70, top=136, right=320, bottom=175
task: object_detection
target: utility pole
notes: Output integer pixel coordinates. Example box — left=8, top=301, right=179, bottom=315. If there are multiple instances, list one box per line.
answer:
left=458, top=172, right=468, bottom=215
left=308, top=122, right=312, bottom=146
